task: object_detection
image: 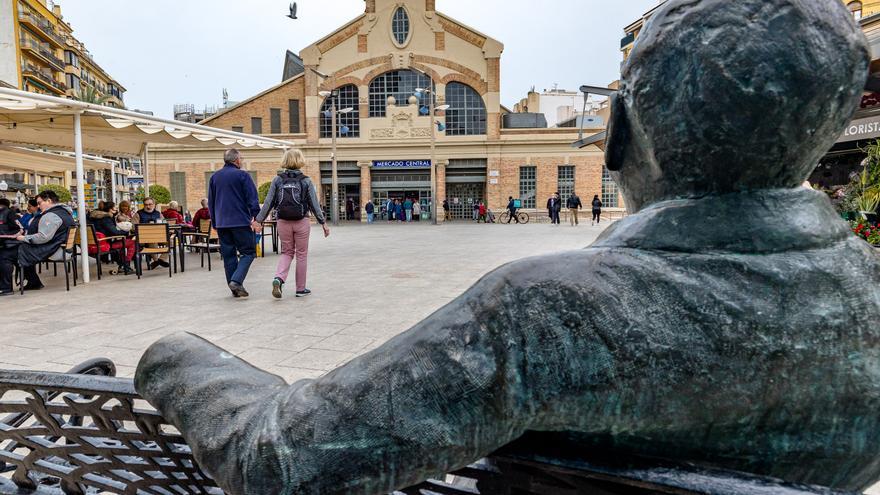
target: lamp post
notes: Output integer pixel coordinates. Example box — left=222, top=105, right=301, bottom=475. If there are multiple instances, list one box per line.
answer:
left=415, top=78, right=450, bottom=225
left=319, top=90, right=353, bottom=226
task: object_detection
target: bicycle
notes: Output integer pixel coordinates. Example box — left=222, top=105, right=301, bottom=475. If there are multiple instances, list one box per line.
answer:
left=499, top=211, right=530, bottom=224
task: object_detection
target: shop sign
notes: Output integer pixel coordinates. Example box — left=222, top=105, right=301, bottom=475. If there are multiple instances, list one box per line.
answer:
left=373, top=160, right=431, bottom=168
left=839, top=116, right=880, bottom=143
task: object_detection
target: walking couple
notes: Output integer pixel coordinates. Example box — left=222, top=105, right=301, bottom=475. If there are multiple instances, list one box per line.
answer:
left=209, top=148, right=329, bottom=300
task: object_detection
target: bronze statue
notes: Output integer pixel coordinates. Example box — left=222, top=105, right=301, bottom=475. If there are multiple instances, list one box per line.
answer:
left=135, top=0, right=880, bottom=493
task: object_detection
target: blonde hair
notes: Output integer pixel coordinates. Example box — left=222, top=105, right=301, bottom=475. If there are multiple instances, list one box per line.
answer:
left=169, top=201, right=179, bottom=209
left=281, top=149, right=306, bottom=170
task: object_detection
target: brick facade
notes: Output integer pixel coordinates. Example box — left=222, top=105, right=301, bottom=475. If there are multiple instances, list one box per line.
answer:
left=205, top=77, right=306, bottom=136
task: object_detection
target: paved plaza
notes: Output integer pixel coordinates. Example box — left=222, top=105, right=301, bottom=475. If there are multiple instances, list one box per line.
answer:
left=0, top=222, right=606, bottom=381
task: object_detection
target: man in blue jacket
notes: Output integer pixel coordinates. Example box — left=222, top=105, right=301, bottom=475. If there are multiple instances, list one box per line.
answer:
left=208, top=149, right=261, bottom=298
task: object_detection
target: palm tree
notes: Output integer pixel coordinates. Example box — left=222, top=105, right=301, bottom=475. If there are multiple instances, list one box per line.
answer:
left=74, top=85, right=112, bottom=106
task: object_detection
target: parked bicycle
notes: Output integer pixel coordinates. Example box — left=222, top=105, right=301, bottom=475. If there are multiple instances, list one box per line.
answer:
left=499, top=211, right=530, bottom=224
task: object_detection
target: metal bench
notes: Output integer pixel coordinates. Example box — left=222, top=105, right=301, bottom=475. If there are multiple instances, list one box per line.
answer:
left=0, top=362, right=857, bottom=495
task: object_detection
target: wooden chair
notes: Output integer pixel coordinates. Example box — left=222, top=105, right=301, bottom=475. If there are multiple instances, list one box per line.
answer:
left=133, top=223, right=173, bottom=279
left=19, top=227, right=78, bottom=293
left=181, top=219, right=220, bottom=271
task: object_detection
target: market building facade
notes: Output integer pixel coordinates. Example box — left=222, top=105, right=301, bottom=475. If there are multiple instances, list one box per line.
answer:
left=146, top=0, right=610, bottom=220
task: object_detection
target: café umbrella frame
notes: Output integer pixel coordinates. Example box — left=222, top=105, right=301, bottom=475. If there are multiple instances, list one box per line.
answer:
left=0, top=87, right=296, bottom=284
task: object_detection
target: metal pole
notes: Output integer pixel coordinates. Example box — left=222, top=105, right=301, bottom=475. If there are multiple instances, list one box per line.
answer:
left=142, top=146, right=149, bottom=201
left=73, top=112, right=89, bottom=283
left=429, top=77, right=438, bottom=225
left=110, top=161, right=117, bottom=203
left=331, top=97, right=339, bottom=226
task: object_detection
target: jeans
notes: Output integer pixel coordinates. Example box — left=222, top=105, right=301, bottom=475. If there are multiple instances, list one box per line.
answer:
left=217, top=227, right=256, bottom=286
left=406, top=210, right=413, bottom=222
left=367, top=213, right=374, bottom=223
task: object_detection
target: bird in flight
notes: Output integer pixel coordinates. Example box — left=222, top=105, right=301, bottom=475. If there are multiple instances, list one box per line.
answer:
left=288, top=2, right=298, bottom=20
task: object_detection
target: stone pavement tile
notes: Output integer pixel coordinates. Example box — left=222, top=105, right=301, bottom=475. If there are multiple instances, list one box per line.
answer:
left=265, top=366, right=323, bottom=384
left=210, top=332, right=279, bottom=354
left=260, top=334, right=324, bottom=353
left=50, top=346, right=147, bottom=369
left=0, top=345, right=87, bottom=368
left=235, top=348, right=298, bottom=369
left=314, top=334, right=375, bottom=353
left=278, top=349, right=356, bottom=371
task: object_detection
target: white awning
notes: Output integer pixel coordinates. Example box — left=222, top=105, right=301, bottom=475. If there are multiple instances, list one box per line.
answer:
left=0, top=87, right=295, bottom=155
left=0, top=145, right=113, bottom=174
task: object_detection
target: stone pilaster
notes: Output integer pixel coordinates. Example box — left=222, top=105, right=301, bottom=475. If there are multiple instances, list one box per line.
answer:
left=436, top=160, right=447, bottom=222
left=359, top=161, right=372, bottom=222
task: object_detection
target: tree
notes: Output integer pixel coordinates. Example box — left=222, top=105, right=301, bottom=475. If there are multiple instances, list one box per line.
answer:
left=148, top=185, right=171, bottom=205
left=38, top=184, right=72, bottom=203
left=74, top=86, right=112, bottom=106
left=258, top=182, right=272, bottom=203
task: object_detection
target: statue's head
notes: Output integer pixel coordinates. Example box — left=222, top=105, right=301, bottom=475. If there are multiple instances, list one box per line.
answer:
left=607, top=0, right=870, bottom=212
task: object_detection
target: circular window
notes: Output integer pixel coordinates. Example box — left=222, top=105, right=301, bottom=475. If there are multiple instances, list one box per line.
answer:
left=391, top=7, right=411, bottom=46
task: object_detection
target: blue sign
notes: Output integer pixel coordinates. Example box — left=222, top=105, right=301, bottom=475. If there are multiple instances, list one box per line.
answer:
left=373, top=160, right=431, bottom=168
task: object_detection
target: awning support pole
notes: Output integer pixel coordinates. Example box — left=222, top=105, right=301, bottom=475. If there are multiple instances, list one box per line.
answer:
left=74, top=112, right=89, bottom=284
left=110, top=161, right=116, bottom=202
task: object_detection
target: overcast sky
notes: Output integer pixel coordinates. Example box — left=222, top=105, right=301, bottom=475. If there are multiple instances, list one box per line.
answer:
left=59, top=0, right=661, bottom=119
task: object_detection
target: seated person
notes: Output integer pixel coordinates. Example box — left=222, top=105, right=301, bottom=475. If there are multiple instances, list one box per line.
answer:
left=115, top=200, right=136, bottom=232
left=135, top=2, right=880, bottom=494
left=93, top=201, right=135, bottom=275
left=19, top=199, right=37, bottom=230
left=135, top=197, right=169, bottom=268
left=162, top=201, right=188, bottom=225
left=190, top=198, right=211, bottom=232
left=136, top=197, right=162, bottom=224
left=14, top=190, right=75, bottom=291
left=0, top=198, right=22, bottom=296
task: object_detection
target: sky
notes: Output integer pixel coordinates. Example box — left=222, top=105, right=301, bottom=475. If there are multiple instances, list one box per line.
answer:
left=59, top=0, right=662, bottom=119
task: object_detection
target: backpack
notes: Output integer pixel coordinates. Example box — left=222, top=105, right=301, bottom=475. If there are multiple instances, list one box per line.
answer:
left=276, top=175, right=309, bottom=221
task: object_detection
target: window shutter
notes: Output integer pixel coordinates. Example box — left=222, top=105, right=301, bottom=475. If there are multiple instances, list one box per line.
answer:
left=248, top=171, right=257, bottom=185
left=169, top=172, right=187, bottom=212
left=270, top=108, right=281, bottom=134
left=251, top=117, right=263, bottom=134
left=289, top=100, right=300, bottom=133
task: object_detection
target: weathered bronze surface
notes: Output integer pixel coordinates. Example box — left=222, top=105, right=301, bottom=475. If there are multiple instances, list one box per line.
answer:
left=135, top=1, right=880, bottom=494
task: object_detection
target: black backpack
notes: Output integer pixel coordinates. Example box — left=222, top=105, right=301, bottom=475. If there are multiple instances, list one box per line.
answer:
left=276, top=175, right=309, bottom=221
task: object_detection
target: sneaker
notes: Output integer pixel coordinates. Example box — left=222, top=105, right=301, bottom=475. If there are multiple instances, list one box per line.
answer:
left=228, top=281, right=249, bottom=298
left=149, top=260, right=160, bottom=270
left=157, top=259, right=170, bottom=268
left=295, top=289, right=312, bottom=298
left=23, top=283, right=44, bottom=291
left=272, top=278, right=284, bottom=299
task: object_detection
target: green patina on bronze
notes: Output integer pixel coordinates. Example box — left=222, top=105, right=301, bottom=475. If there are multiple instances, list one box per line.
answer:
left=134, top=1, right=880, bottom=493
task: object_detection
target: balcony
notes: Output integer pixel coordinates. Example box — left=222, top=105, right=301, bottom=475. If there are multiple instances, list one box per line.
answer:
left=21, top=64, right=66, bottom=94
left=620, top=32, right=636, bottom=49
left=20, top=37, right=64, bottom=71
left=18, top=10, right=67, bottom=48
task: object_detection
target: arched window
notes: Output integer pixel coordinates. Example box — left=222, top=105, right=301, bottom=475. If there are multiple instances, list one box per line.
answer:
left=849, top=1, right=863, bottom=20
left=392, top=7, right=410, bottom=45
left=368, top=70, right=433, bottom=117
left=444, top=82, right=486, bottom=136
left=320, top=85, right=360, bottom=138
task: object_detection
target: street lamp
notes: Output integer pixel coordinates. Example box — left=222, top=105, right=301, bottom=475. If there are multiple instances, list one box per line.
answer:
left=414, top=82, right=450, bottom=225
left=319, top=89, right=353, bottom=225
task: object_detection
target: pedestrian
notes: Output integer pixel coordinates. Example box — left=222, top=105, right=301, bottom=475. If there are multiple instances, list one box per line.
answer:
left=478, top=201, right=487, bottom=223
left=256, top=149, right=330, bottom=299
left=394, top=199, right=403, bottom=222
left=403, top=197, right=414, bottom=222
left=346, top=198, right=355, bottom=221
left=0, top=198, right=23, bottom=296
left=472, top=202, right=480, bottom=222
left=386, top=198, right=394, bottom=221
left=365, top=201, right=374, bottom=224
left=506, top=196, right=519, bottom=224
left=443, top=199, right=451, bottom=221
left=567, top=193, right=583, bottom=226
left=15, top=190, right=76, bottom=292
left=208, top=148, right=261, bottom=298
left=591, top=195, right=603, bottom=225
left=412, top=200, right=421, bottom=221
left=547, top=192, right=562, bottom=225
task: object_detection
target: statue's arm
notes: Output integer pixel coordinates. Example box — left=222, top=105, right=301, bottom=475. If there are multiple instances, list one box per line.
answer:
left=136, top=261, right=581, bottom=494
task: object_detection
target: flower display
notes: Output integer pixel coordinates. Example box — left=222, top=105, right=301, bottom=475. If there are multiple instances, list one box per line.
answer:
left=852, top=221, right=880, bottom=246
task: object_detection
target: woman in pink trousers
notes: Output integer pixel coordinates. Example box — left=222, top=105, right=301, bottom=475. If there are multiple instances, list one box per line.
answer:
left=256, top=149, right=330, bottom=299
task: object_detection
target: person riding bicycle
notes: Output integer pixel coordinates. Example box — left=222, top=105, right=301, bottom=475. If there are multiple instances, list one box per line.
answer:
left=506, top=196, right=519, bottom=224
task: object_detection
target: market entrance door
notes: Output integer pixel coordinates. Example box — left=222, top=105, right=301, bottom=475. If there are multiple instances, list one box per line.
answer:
left=446, top=183, right=484, bottom=220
